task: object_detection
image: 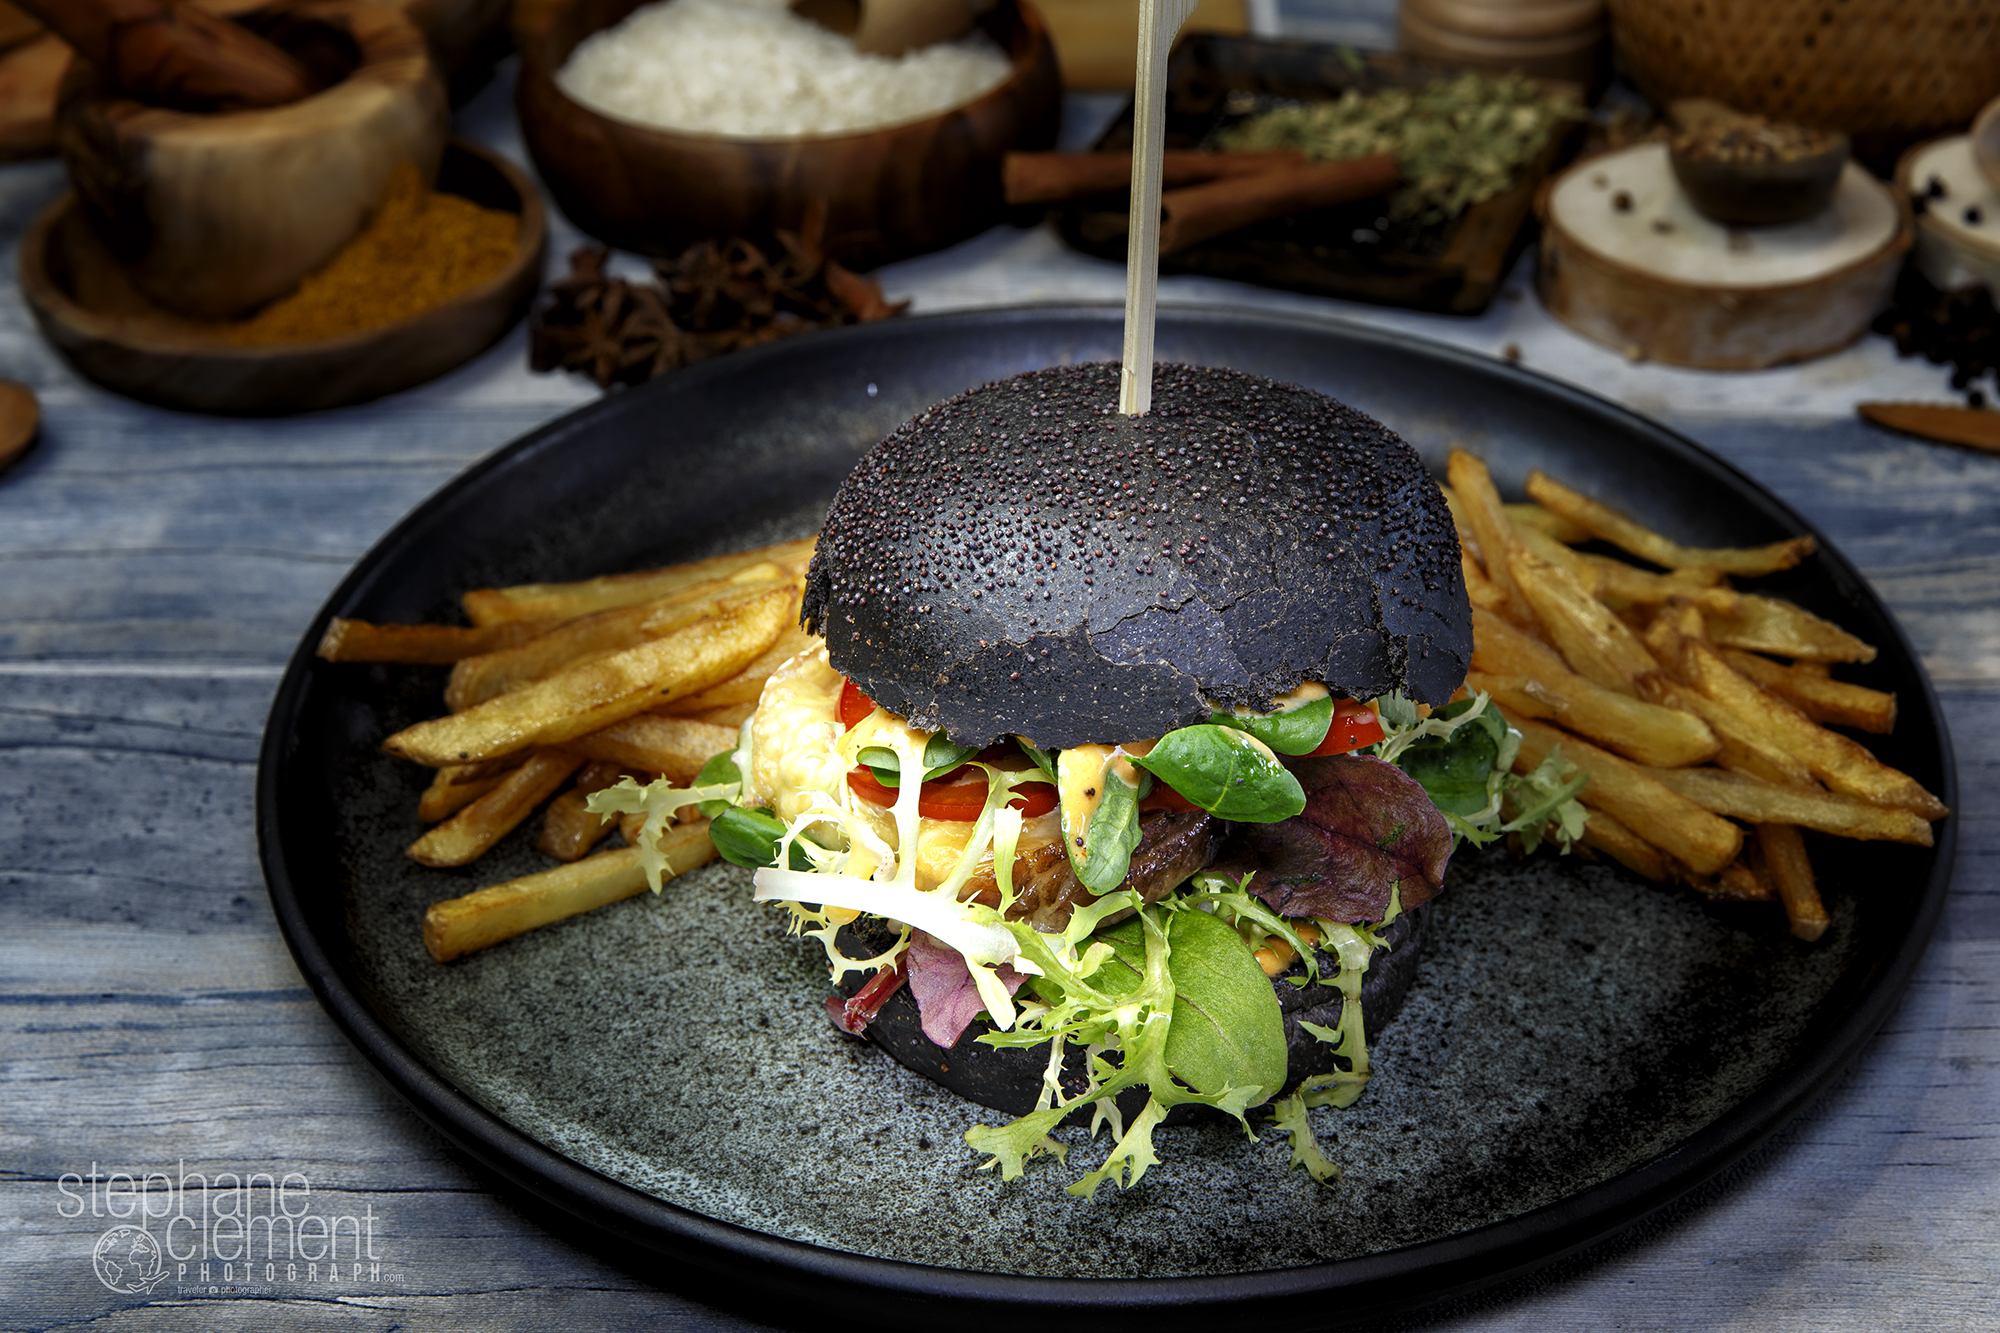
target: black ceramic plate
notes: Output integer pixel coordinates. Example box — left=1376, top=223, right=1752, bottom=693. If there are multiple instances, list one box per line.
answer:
left=257, top=307, right=1953, bottom=1329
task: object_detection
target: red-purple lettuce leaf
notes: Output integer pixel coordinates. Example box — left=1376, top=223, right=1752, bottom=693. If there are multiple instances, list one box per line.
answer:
left=905, top=929, right=1028, bottom=1048
left=1236, top=754, right=1453, bottom=923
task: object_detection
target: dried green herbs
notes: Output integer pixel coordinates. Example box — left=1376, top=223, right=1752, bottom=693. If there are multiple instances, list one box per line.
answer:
left=1214, top=72, right=1582, bottom=227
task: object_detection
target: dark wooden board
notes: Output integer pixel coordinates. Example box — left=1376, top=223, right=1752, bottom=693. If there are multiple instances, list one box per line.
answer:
left=1053, top=34, right=1579, bottom=314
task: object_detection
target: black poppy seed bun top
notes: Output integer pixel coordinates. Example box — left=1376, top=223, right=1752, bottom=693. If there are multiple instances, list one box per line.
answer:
left=802, top=362, right=1470, bottom=750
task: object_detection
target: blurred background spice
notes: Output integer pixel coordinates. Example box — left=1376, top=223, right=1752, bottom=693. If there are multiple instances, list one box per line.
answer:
left=225, top=160, right=519, bottom=345
left=1212, top=71, right=1583, bottom=226
left=530, top=205, right=908, bottom=387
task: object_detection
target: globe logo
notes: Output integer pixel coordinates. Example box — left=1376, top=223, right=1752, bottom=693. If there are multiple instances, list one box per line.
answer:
left=92, top=1226, right=169, bottom=1294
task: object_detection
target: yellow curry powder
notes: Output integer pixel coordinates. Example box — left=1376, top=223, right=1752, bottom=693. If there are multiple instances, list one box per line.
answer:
left=226, top=162, right=519, bottom=345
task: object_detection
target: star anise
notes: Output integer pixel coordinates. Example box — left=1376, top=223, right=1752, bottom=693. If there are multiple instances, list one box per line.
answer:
left=529, top=211, right=911, bottom=390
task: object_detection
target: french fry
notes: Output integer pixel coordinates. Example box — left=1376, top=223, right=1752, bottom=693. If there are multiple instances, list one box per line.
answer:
left=446, top=567, right=797, bottom=712
left=317, top=618, right=552, bottom=665
left=1471, top=669, right=1718, bottom=768
left=1462, top=551, right=1509, bottom=614
left=1506, top=545, right=1658, bottom=694
left=408, top=750, right=585, bottom=867
left=1718, top=648, right=1896, bottom=733
left=1447, top=450, right=1533, bottom=624
left=1523, top=471, right=1817, bottom=576
left=1675, top=639, right=1947, bottom=818
left=1471, top=607, right=1567, bottom=677
left=1635, top=675, right=1818, bottom=789
left=1578, top=808, right=1673, bottom=882
left=537, top=761, right=629, bottom=862
left=1686, top=860, right=1775, bottom=902
left=1702, top=594, right=1877, bottom=664
left=417, top=755, right=528, bottom=824
left=1756, top=823, right=1830, bottom=941
left=1509, top=522, right=1726, bottom=611
left=383, top=587, right=790, bottom=766
left=422, top=824, right=718, bottom=962
left=663, top=624, right=817, bottom=714
left=1647, top=765, right=1933, bottom=846
left=461, top=537, right=816, bottom=626
left=1438, top=482, right=1472, bottom=546
left=681, top=702, right=757, bottom=728
left=1504, top=501, right=1590, bottom=545
left=1511, top=717, right=1743, bottom=875
left=561, top=714, right=739, bottom=783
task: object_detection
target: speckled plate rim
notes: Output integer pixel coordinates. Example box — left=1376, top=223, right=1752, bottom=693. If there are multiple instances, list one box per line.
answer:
left=256, top=304, right=1956, bottom=1329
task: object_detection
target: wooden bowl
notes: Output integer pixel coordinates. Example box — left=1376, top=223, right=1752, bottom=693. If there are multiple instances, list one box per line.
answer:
left=514, top=0, right=1061, bottom=264
left=55, top=0, right=448, bottom=319
left=20, top=139, right=545, bottom=415
left=1897, top=135, right=2000, bottom=295
left=1669, top=130, right=1850, bottom=227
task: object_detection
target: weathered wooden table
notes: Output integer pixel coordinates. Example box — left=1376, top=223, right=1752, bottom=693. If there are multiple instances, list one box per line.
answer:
left=4, top=75, right=1994, bottom=1332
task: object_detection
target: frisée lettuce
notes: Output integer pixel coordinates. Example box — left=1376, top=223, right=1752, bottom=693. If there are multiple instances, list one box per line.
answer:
left=590, top=665, right=1590, bottom=1196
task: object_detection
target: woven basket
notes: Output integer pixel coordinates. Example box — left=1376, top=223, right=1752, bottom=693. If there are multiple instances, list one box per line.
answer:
left=1607, top=0, right=2000, bottom=143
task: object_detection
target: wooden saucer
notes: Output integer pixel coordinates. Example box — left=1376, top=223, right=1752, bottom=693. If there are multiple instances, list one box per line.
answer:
left=0, top=378, right=37, bottom=471
left=19, top=139, right=545, bottom=415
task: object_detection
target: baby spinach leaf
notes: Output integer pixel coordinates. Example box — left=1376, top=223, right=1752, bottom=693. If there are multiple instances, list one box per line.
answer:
left=694, top=751, right=740, bottom=817
left=1392, top=700, right=1505, bottom=817
left=708, top=806, right=814, bottom=871
left=1061, top=755, right=1144, bottom=894
left=1157, top=906, right=1287, bottom=1102
left=1046, top=910, right=1284, bottom=1105
left=856, top=732, right=979, bottom=786
left=1211, top=693, right=1334, bottom=756
left=1129, top=725, right=1306, bottom=823
left=1017, top=738, right=1057, bottom=782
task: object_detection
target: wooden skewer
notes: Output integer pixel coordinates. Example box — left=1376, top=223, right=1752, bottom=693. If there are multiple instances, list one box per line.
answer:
left=1119, top=0, right=1198, bottom=417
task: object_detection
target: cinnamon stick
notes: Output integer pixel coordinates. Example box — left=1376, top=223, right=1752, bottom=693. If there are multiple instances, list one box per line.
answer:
left=1005, top=149, right=1308, bottom=206
left=13, top=0, right=311, bottom=110
left=1158, top=154, right=1399, bottom=253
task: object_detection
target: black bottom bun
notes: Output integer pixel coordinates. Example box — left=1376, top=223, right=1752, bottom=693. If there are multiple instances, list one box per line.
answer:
left=834, top=907, right=1426, bottom=1126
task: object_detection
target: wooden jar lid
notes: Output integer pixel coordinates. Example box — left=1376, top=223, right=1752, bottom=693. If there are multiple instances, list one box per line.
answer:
left=1402, top=0, right=1603, bottom=42
left=1538, top=142, right=1910, bottom=369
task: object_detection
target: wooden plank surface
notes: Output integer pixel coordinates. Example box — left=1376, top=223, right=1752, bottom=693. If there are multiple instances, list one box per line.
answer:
left=2, top=64, right=1997, bottom=1333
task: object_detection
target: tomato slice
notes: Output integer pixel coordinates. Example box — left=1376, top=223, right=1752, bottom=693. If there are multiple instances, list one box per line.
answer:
left=1139, top=783, right=1203, bottom=814
left=839, top=677, right=875, bottom=730
left=840, top=679, right=1055, bottom=819
left=1305, top=698, right=1385, bottom=756
left=846, top=766, right=1057, bottom=821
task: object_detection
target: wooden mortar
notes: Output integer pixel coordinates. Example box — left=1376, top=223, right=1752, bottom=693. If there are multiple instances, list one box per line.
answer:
left=55, top=0, right=447, bottom=319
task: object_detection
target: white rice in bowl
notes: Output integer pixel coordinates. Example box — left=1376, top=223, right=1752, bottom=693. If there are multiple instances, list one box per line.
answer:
left=556, top=0, right=1016, bottom=139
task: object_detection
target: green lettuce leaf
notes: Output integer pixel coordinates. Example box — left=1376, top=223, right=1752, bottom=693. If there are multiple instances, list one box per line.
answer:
left=1129, top=725, right=1306, bottom=823
left=1211, top=693, right=1335, bottom=756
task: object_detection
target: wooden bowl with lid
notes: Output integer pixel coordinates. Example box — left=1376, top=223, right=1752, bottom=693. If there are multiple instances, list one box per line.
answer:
left=55, top=0, right=449, bottom=320
left=514, top=0, right=1061, bottom=265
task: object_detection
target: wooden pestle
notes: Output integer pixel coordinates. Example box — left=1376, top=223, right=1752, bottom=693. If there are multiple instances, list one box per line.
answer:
left=1004, top=149, right=1309, bottom=205
left=14, top=0, right=311, bottom=110
left=1158, top=155, right=1399, bottom=252
left=791, top=0, right=996, bottom=56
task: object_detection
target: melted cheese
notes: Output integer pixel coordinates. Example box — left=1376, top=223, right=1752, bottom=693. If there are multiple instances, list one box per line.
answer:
left=742, top=645, right=847, bottom=823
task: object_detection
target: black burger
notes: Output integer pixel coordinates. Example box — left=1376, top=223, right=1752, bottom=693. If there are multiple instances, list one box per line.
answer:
left=645, top=362, right=1585, bottom=1194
